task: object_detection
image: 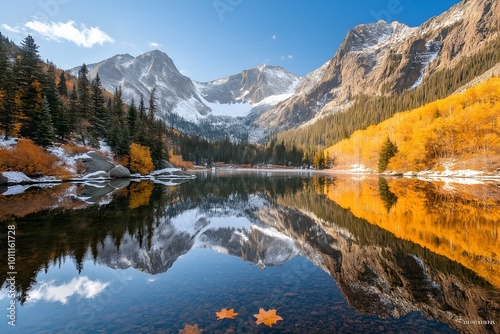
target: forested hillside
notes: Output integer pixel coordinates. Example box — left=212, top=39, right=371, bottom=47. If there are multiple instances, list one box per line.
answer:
left=277, top=39, right=500, bottom=150
left=325, top=77, right=500, bottom=173
left=0, top=34, right=174, bottom=172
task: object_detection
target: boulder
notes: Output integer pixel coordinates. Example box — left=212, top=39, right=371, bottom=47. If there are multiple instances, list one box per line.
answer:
left=0, top=174, right=7, bottom=185
left=162, top=161, right=176, bottom=169
left=109, top=165, right=131, bottom=178
left=80, top=151, right=115, bottom=173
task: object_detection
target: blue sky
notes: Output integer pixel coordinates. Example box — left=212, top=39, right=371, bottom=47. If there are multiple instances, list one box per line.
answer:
left=0, top=0, right=461, bottom=82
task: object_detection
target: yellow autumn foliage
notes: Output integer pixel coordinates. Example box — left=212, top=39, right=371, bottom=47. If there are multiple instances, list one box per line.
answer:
left=319, top=177, right=500, bottom=287
left=326, top=77, right=500, bottom=172
left=129, top=143, right=154, bottom=175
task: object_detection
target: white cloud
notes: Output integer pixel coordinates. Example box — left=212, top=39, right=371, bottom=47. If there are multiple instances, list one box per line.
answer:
left=2, top=23, right=21, bottom=33
left=121, top=41, right=136, bottom=48
left=149, top=41, right=162, bottom=48
left=27, top=277, right=109, bottom=304
left=272, top=34, right=277, bottom=40
left=25, top=20, right=113, bottom=47
left=287, top=55, right=293, bottom=60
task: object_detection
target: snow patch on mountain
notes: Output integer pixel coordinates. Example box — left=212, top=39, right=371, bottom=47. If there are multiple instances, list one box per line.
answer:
left=411, top=40, right=441, bottom=89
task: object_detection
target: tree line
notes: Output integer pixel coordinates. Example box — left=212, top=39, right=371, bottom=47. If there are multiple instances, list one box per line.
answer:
left=177, top=134, right=331, bottom=169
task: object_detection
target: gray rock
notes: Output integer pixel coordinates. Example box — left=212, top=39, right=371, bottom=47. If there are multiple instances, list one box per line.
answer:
left=0, top=174, right=7, bottom=185
left=162, top=161, right=175, bottom=169
left=80, top=151, right=116, bottom=173
left=109, top=165, right=131, bottom=178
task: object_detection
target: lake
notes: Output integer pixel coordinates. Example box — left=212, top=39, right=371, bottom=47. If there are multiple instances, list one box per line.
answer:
left=1, top=171, right=499, bottom=333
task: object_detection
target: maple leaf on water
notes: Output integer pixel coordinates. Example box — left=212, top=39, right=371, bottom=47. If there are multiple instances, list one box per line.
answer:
left=253, top=308, right=283, bottom=327
left=216, top=308, right=239, bottom=320
left=178, top=323, right=203, bottom=334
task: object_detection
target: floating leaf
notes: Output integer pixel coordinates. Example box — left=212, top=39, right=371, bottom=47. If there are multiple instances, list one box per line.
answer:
left=253, top=308, right=283, bottom=327
left=216, top=308, right=239, bottom=320
left=178, top=323, right=203, bottom=334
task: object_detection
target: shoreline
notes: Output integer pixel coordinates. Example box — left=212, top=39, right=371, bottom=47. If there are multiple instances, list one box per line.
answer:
left=190, top=167, right=500, bottom=181
left=1, top=167, right=499, bottom=189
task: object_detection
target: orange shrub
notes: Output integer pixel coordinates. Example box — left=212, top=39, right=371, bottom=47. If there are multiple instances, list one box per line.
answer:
left=169, top=150, right=194, bottom=170
left=129, top=143, right=154, bottom=175
left=0, top=139, right=70, bottom=177
left=62, top=143, right=89, bottom=156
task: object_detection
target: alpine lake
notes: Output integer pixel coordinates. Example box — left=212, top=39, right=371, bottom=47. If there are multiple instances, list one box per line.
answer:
left=0, top=170, right=499, bottom=333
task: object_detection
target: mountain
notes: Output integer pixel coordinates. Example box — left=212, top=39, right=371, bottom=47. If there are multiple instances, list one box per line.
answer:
left=196, top=64, right=301, bottom=107
left=70, top=54, right=302, bottom=140
left=69, top=50, right=211, bottom=122
left=256, top=0, right=500, bottom=131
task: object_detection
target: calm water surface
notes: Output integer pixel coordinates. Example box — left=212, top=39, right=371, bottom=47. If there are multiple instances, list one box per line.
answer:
left=0, top=171, right=499, bottom=333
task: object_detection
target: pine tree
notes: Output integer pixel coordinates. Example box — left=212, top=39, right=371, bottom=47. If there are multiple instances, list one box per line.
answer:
left=128, top=98, right=138, bottom=137
left=148, top=87, right=157, bottom=123
left=91, top=73, right=107, bottom=138
left=378, top=137, right=398, bottom=172
left=44, top=64, right=63, bottom=138
left=150, top=121, right=165, bottom=169
left=0, top=37, right=18, bottom=139
left=68, top=85, right=78, bottom=133
left=57, top=70, right=68, bottom=97
left=16, top=35, right=44, bottom=138
left=76, top=64, right=95, bottom=146
left=108, top=86, right=130, bottom=156
left=35, top=97, right=55, bottom=147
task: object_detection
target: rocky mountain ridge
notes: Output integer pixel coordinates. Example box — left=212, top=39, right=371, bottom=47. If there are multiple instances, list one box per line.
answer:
left=255, top=0, right=500, bottom=131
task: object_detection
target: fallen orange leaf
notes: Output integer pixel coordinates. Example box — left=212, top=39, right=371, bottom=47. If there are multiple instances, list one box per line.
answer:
left=216, top=308, right=239, bottom=320
left=178, top=323, right=203, bottom=334
left=253, top=308, right=283, bottom=327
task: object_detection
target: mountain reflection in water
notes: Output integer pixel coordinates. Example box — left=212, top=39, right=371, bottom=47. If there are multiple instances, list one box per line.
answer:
left=0, top=172, right=498, bottom=333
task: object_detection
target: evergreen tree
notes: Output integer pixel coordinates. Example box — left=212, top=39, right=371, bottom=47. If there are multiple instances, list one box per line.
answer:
left=76, top=64, right=95, bottom=146
left=108, top=86, right=130, bottom=156
left=68, top=85, right=78, bottom=133
left=57, top=70, right=68, bottom=97
left=150, top=121, right=165, bottom=169
left=35, top=97, right=55, bottom=147
left=148, top=87, right=157, bottom=123
left=16, top=35, right=44, bottom=138
left=127, top=98, right=138, bottom=137
left=91, top=73, right=107, bottom=138
left=0, top=38, right=18, bottom=139
left=44, top=64, right=63, bottom=137
left=378, top=137, right=398, bottom=172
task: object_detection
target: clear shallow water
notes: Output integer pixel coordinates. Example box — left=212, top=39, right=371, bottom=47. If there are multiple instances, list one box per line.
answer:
left=1, top=171, right=499, bottom=333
